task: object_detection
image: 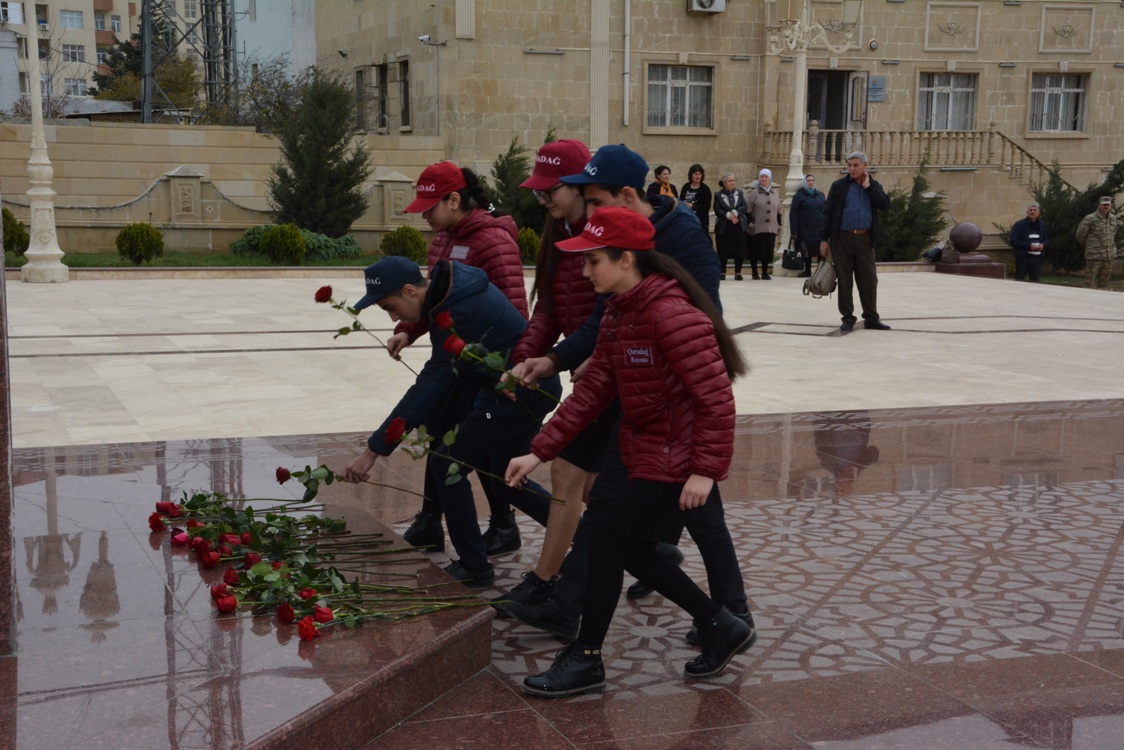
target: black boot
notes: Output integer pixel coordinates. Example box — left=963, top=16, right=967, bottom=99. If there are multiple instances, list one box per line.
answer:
left=492, top=571, right=556, bottom=616
left=402, top=510, right=444, bottom=552
left=684, top=607, right=755, bottom=678
left=502, top=596, right=580, bottom=641
left=523, top=642, right=606, bottom=698
left=685, top=609, right=755, bottom=646
left=443, top=559, right=495, bottom=588
left=482, top=510, right=521, bottom=555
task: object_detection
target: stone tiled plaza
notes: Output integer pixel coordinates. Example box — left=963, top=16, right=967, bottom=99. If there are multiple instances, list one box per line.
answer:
left=4, top=269, right=1124, bottom=748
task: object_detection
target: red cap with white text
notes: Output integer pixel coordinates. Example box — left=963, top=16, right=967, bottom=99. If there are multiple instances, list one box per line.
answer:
left=405, top=161, right=467, bottom=213
left=556, top=207, right=656, bottom=253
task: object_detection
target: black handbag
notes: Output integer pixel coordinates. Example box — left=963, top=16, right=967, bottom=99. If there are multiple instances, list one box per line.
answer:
left=782, top=239, right=805, bottom=271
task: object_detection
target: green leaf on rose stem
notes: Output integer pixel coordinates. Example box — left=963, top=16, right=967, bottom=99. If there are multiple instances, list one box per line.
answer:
left=442, top=427, right=458, bottom=447
left=310, top=465, right=332, bottom=482
left=415, top=424, right=429, bottom=443
left=262, top=571, right=281, bottom=582
left=334, top=327, right=352, bottom=339
left=250, top=561, right=274, bottom=577
left=302, top=481, right=320, bottom=502
left=483, top=351, right=507, bottom=372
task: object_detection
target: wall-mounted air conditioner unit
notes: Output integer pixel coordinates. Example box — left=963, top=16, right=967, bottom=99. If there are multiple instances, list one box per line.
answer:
left=687, top=0, right=727, bottom=13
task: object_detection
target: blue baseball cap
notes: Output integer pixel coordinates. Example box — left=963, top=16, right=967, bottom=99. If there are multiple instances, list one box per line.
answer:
left=560, top=144, right=649, bottom=191
left=353, top=256, right=424, bottom=311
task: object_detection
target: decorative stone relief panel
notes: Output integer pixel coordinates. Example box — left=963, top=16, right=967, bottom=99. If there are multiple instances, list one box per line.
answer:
left=810, top=0, right=863, bottom=52
left=925, top=2, right=981, bottom=53
left=1039, top=4, right=1094, bottom=54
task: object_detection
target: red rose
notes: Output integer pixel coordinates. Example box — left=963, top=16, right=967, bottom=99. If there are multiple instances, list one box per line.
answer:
left=189, top=536, right=207, bottom=550
left=187, top=519, right=205, bottom=529
left=155, top=501, right=173, bottom=514
left=435, top=311, right=454, bottom=330
left=220, top=533, right=240, bottom=545
left=199, top=550, right=221, bottom=569
left=443, top=335, right=466, bottom=357
left=167, top=504, right=184, bottom=519
left=218, top=544, right=233, bottom=557
left=385, top=416, right=407, bottom=444
left=299, top=588, right=318, bottom=600
left=171, top=531, right=189, bottom=546
left=241, top=532, right=254, bottom=546
left=210, top=584, right=229, bottom=599
left=148, top=513, right=166, bottom=533
left=277, top=602, right=296, bottom=625
left=313, top=605, right=334, bottom=624
left=314, top=285, right=333, bottom=303
left=271, top=560, right=284, bottom=570
left=215, top=594, right=238, bottom=614
left=243, top=551, right=262, bottom=567
left=223, top=568, right=241, bottom=586
left=297, top=616, right=319, bottom=641
left=276, top=467, right=292, bottom=484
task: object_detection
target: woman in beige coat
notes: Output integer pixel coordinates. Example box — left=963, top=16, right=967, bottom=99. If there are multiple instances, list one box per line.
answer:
left=746, top=168, right=782, bottom=280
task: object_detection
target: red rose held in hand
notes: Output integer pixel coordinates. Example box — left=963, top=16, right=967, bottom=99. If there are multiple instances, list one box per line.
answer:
left=435, top=311, right=454, bottom=330
left=148, top=512, right=166, bottom=533
left=385, top=416, right=407, bottom=444
left=276, top=467, right=292, bottom=485
left=313, top=605, right=334, bottom=624
left=315, top=285, right=333, bottom=303
left=297, top=616, right=319, bottom=641
left=443, top=335, right=466, bottom=357
left=215, top=594, right=238, bottom=614
left=277, top=602, right=296, bottom=625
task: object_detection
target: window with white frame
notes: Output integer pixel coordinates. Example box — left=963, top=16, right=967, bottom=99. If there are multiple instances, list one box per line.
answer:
left=647, top=64, right=713, bottom=129
left=398, top=59, right=410, bottom=128
left=917, top=72, right=977, bottom=131
left=60, top=9, right=83, bottom=29
left=0, top=1, right=25, bottom=25
left=65, top=77, right=87, bottom=96
left=184, top=0, right=198, bottom=19
left=62, top=44, right=85, bottom=63
left=97, top=47, right=109, bottom=65
left=1029, top=73, right=1087, bottom=132
left=94, top=12, right=105, bottom=30
left=40, top=72, right=48, bottom=96
left=110, top=15, right=121, bottom=32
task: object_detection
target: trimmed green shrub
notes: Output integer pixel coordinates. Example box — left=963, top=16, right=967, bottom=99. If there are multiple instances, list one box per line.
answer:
left=3, top=208, right=30, bottom=256
left=116, top=222, right=165, bottom=266
left=517, top=226, right=539, bottom=266
left=231, top=224, right=363, bottom=261
left=259, top=223, right=307, bottom=265
left=379, top=225, right=428, bottom=263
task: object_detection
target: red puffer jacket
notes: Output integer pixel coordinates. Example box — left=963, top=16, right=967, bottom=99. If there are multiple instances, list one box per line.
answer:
left=531, top=274, right=735, bottom=483
left=395, top=209, right=529, bottom=343
left=511, top=218, right=598, bottom=365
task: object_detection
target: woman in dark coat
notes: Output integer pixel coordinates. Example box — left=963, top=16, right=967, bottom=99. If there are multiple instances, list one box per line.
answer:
left=712, top=172, right=748, bottom=280
left=678, top=163, right=713, bottom=236
left=789, top=174, right=826, bottom=278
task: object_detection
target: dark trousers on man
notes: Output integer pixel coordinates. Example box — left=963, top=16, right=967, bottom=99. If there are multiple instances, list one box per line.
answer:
left=551, top=419, right=748, bottom=618
left=1014, top=251, right=1043, bottom=282
left=832, top=231, right=880, bottom=324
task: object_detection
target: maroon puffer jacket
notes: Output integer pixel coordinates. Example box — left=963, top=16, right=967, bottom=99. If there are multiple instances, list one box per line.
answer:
left=395, top=209, right=529, bottom=343
left=511, top=218, right=598, bottom=364
left=531, top=274, right=735, bottom=483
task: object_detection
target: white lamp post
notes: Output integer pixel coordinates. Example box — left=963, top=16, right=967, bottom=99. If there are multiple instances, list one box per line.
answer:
left=766, top=0, right=857, bottom=268
left=20, top=20, right=68, bottom=283
left=419, top=36, right=446, bottom=137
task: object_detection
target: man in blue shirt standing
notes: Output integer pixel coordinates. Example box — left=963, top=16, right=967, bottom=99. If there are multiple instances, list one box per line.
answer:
left=819, top=151, right=892, bottom=332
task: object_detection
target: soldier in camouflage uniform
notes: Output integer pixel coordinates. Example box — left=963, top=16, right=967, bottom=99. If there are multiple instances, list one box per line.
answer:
left=1076, top=196, right=1119, bottom=290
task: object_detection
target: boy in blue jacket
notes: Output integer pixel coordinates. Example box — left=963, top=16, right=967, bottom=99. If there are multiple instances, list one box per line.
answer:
left=344, top=256, right=561, bottom=587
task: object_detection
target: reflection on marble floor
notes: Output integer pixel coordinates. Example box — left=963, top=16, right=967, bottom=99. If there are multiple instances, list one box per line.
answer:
left=10, top=400, right=1124, bottom=749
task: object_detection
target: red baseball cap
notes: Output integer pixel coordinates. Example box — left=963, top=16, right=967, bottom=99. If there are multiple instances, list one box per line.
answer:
left=405, top=161, right=467, bottom=213
left=556, top=207, right=655, bottom=253
left=520, top=139, right=593, bottom=191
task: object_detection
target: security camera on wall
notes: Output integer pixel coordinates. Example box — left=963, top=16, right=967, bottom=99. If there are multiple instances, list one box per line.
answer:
left=418, top=34, right=430, bottom=42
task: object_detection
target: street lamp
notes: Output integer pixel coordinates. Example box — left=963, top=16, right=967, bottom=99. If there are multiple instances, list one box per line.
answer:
left=419, top=36, right=446, bottom=137
left=765, top=0, right=858, bottom=262
left=19, top=20, right=68, bottom=283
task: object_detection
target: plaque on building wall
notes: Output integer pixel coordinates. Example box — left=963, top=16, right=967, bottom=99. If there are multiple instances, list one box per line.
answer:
left=1039, top=4, right=1094, bottom=54
left=867, top=76, right=886, bottom=102
left=924, top=2, right=981, bottom=52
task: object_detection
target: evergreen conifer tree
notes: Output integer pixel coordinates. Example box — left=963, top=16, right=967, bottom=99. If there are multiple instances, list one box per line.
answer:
left=876, top=153, right=947, bottom=262
left=1030, top=159, right=1124, bottom=273
left=267, top=72, right=371, bottom=238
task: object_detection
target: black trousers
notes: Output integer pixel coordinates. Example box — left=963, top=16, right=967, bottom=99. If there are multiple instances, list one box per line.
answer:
left=578, top=479, right=722, bottom=649
left=552, top=418, right=748, bottom=618
left=831, top=231, right=880, bottom=324
left=715, top=229, right=745, bottom=275
left=1014, top=251, right=1043, bottom=282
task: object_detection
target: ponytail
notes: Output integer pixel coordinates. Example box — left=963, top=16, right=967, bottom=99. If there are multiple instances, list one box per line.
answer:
left=457, top=168, right=504, bottom=216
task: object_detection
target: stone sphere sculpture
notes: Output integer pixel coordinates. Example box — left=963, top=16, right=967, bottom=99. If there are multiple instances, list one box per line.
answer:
left=949, top=222, right=982, bottom=254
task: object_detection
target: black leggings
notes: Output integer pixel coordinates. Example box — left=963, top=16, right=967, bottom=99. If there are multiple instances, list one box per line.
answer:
left=749, top=233, right=775, bottom=275
left=577, top=478, right=722, bottom=649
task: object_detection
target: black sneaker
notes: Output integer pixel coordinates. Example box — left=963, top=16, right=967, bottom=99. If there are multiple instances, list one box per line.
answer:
left=494, top=571, right=556, bottom=613
left=626, top=543, right=685, bottom=599
left=482, top=511, right=521, bottom=556
left=402, top=511, right=445, bottom=552
left=504, top=597, right=580, bottom=641
left=443, top=559, right=495, bottom=589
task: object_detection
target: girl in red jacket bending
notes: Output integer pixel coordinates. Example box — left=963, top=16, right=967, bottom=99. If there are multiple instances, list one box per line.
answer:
left=391, top=160, right=531, bottom=556
left=506, top=206, right=752, bottom=697
left=495, top=138, right=619, bottom=609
